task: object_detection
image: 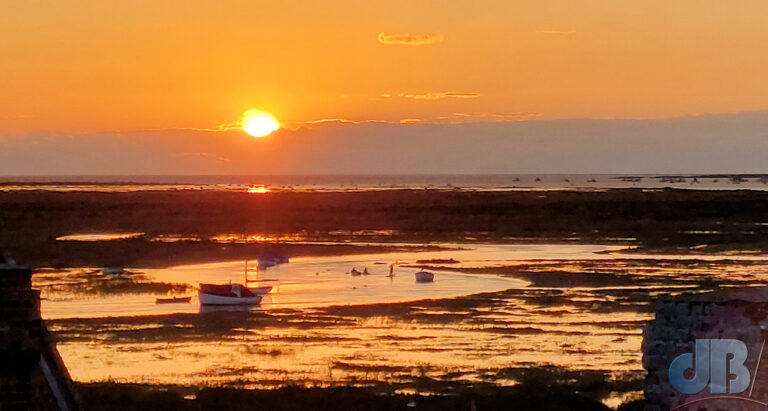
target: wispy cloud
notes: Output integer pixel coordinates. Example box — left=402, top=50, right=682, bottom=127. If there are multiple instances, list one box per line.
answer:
left=179, top=152, right=210, bottom=157
left=301, top=118, right=390, bottom=125
left=176, top=152, right=231, bottom=163
left=0, top=113, right=35, bottom=119
left=538, top=30, right=575, bottom=36
left=452, top=112, right=542, bottom=122
left=399, top=92, right=479, bottom=100
left=377, top=32, right=444, bottom=46
left=147, top=123, right=241, bottom=133
left=293, top=112, right=541, bottom=128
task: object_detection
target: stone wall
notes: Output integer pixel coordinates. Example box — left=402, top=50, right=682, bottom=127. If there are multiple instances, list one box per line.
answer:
left=0, top=266, right=79, bottom=410
left=644, top=297, right=768, bottom=411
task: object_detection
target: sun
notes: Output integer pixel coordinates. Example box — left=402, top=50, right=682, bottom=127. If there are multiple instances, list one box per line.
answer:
left=241, top=110, right=280, bottom=138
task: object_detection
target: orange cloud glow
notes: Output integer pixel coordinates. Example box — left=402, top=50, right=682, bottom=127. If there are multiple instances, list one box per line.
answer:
left=3, top=1, right=768, bottom=139
left=377, top=32, right=444, bottom=46
left=538, top=30, right=575, bottom=36
left=451, top=112, right=542, bottom=121
left=399, top=92, right=480, bottom=100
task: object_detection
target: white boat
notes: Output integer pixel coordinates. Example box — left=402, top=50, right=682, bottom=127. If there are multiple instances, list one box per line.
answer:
left=415, top=270, right=434, bottom=283
left=198, top=259, right=273, bottom=305
left=198, top=283, right=263, bottom=305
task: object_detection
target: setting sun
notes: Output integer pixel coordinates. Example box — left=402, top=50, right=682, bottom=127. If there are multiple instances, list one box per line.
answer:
left=241, top=110, right=280, bottom=138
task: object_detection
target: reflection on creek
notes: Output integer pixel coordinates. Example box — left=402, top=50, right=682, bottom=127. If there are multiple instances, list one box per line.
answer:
left=36, top=243, right=768, bottom=388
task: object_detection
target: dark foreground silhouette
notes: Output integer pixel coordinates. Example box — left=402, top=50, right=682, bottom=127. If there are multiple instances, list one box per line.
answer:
left=77, top=382, right=644, bottom=411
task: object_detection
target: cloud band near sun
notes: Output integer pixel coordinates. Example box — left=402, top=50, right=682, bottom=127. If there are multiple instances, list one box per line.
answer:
left=399, top=92, right=479, bottom=100
left=377, top=32, right=444, bottom=46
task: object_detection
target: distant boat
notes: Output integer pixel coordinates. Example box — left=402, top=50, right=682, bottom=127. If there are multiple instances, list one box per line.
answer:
left=350, top=268, right=362, bottom=276
left=198, top=283, right=262, bottom=305
left=274, top=255, right=290, bottom=264
left=102, top=267, right=126, bottom=275
left=257, top=258, right=278, bottom=269
left=415, top=270, right=434, bottom=283
left=257, top=255, right=289, bottom=270
left=156, top=296, right=191, bottom=304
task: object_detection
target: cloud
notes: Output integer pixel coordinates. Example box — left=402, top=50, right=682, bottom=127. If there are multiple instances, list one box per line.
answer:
left=300, top=118, right=390, bottom=125
left=0, top=113, right=35, bottom=119
left=451, top=112, right=542, bottom=122
left=147, top=123, right=241, bottom=133
left=538, top=30, right=575, bottom=36
left=399, top=92, right=480, bottom=100
left=377, top=32, right=444, bottom=46
left=293, top=112, right=540, bottom=128
left=7, top=112, right=768, bottom=175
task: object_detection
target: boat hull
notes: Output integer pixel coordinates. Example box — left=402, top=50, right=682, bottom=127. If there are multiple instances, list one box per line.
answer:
left=198, top=292, right=262, bottom=306
left=156, top=296, right=191, bottom=304
left=415, top=271, right=434, bottom=283
left=102, top=267, right=126, bottom=275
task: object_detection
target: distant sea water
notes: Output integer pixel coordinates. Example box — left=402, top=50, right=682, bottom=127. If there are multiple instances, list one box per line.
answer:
left=1, top=174, right=768, bottom=192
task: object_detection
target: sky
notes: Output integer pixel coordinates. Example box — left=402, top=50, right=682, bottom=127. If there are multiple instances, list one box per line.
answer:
left=2, top=1, right=768, bottom=174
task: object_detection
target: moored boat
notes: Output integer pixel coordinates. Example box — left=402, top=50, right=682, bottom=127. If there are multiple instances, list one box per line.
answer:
left=249, top=285, right=273, bottom=295
left=198, top=283, right=262, bottom=305
left=257, top=258, right=278, bottom=269
left=156, top=296, right=192, bottom=304
left=102, top=266, right=126, bottom=275
left=415, top=270, right=434, bottom=283
left=257, top=255, right=289, bottom=270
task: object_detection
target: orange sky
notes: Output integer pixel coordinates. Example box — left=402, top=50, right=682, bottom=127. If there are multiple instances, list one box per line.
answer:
left=3, top=0, right=768, bottom=135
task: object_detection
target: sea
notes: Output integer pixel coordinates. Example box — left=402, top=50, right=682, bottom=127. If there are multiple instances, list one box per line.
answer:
left=1, top=173, right=768, bottom=192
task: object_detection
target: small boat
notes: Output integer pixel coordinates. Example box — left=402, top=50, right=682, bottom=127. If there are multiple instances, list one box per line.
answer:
left=362, top=268, right=370, bottom=275
left=198, top=259, right=271, bottom=305
left=198, top=283, right=262, bottom=305
left=350, top=268, right=362, bottom=276
left=415, top=270, right=434, bottom=283
left=156, top=296, right=191, bottom=304
left=257, top=255, right=290, bottom=270
left=102, top=267, right=126, bottom=275
left=274, top=255, right=290, bottom=264
left=257, top=258, right=278, bottom=269
left=249, top=285, right=273, bottom=295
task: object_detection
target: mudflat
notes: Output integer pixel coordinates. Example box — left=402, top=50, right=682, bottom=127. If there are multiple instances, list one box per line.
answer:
left=2, top=188, right=767, bottom=267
